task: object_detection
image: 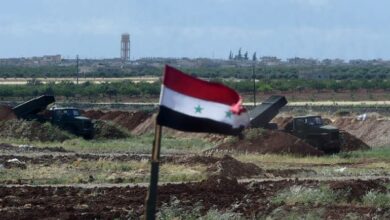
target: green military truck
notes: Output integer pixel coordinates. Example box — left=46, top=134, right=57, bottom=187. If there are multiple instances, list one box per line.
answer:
left=249, top=96, right=341, bottom=154
left=283, top=115, right=340, bottom=153
left=49, top=107, right=94, bottom=139
left=12, top=95, right=94, bottom=139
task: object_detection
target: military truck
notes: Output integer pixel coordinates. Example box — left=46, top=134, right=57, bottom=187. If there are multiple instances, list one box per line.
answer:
left=284, top=116, right=340, bottom=153
left=49, top=107, right=94, bottom=139
left=12, top=95, right=94, bottom=139
left=249, top=95, right=341, bottom=154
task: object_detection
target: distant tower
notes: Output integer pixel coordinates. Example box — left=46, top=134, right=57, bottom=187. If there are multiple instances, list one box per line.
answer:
left=121, top=33, right=130, bottom=61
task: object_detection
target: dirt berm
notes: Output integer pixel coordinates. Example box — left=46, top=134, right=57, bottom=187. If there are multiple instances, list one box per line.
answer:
left=0, top=119, right=129, bottom=142
left=0, top=105, right=16, bottom=121
left=207, top=129, right=324, bottom=156
left=0, top=119, right=72, bottom=142
left=206, top=155, right=266, bottom=178
left=82, top=110, right=151, bottom=132
left=93, top=120, right=130, bottom=139
left=272, top=116, right=371, bottom=152
left=333, top=114, right=390, bottom=147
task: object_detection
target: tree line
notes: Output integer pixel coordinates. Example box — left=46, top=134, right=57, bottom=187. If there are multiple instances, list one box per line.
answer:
left=0, top=79, right=389, bottom=100
left=1, top=65, right=390, bottom=80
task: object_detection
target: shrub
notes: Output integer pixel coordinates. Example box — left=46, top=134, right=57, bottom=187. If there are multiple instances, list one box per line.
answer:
left=362, top=191, right=390, bottom=208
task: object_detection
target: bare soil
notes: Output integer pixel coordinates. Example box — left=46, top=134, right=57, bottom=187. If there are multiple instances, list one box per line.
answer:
left=206, top=155, right=266, bottom=178
left=82, top=110, right=151, bottom=132
left=334, top=115, right=390, bottom=147
left=339, top=131, right=371, bottom=152
left=208, top=129, right=324, bottom=156
left=0, top=106, right=16, bottom=121
left=93, top=120, right=130, bottom=139
left=0, top=178, right=388, bottom=219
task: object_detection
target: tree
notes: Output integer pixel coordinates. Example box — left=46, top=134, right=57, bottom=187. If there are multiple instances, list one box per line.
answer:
left=236, top=48, right=243, bottom=60
left=244, top=51, right=249, bottom=60
left=228, top=51, right=233, bottom=60
left=252, top=52, right=257, bottom=61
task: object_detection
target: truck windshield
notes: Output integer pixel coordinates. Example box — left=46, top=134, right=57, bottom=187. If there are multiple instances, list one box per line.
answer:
left=59, top=109, right=80, bottom=117
left=72, top=110, right=80, bottom=116
left=306, top=117, right=323, bottom=126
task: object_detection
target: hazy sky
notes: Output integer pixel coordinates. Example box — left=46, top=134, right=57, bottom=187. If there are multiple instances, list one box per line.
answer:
left=1, top=0, right=390, bottom=60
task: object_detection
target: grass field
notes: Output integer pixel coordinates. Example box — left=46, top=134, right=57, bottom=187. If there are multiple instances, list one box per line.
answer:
left=1, top=128, right=390, bottom=218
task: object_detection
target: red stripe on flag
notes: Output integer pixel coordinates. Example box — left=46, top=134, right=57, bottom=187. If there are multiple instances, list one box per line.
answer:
left=163, top=65, right=240, bottom=106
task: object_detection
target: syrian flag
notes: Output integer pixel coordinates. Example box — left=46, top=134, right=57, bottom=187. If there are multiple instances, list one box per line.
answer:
left=157, top=65, right=249, bottom=135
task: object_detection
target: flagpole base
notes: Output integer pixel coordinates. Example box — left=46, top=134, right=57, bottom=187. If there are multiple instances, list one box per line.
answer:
left=144, top=124, right=162, bottom=220
left=145, top=161, right=160, bottom=220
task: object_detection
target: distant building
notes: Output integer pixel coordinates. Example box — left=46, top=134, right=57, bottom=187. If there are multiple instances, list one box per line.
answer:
left=121, top=33, right=130, bottom=61
left=288, top=57, right=319, bottom=65
left=259, top=56, right=282, bottom=65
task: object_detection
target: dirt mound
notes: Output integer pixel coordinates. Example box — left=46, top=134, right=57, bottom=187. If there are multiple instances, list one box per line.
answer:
left=0, top=120, right=72, bottom=142
left=333, top=115, right=390, bottom=147
left=130, top=113, right=224, bottom=142
left=174, top=155, right=221, bottom=165
left=340, top=131, right=370, bottom=152
left=208, top=129, right=324, bottom=156
left=272, top=117, right=369, bottom=153
left=0, top=105, right=17, bottom=121
left=130, top=113, right=156, bottom=135
left=83, top=110, right=151, bottom=131
left=199, top=175, right=247, bottom=193
left=271, top=116, right=293, bottom=129
left=207, top=155, right=265, bottom=178
left=82, top=109, right=105, bottom=119
left=329, top=179, right=387, bottom=202
left=93, top=120, right=130, bottom=139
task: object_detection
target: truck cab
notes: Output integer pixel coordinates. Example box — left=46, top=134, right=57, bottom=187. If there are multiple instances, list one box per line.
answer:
left=286, top=116, right=340, bottom=153
left=50, top=107, right=94, bottom=139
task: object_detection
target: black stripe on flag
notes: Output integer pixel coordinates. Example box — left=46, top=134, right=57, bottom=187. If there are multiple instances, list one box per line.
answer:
left=157, top=106, right=244, bottom=135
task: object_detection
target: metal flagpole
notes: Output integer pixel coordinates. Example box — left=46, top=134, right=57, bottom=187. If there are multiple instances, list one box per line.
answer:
left=144, top=122, right=162, bottom=220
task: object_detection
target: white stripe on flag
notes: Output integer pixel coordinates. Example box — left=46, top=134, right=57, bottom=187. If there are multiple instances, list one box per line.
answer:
left=160, top=86, right=249, bottom=128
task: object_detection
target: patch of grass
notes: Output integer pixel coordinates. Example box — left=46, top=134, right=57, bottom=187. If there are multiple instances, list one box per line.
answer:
left=267, top=207, right=325, bottom=220
left=245, top=128, right=267, bottom=140
left=0, top=165, right=81, bottom=185
left=160, top=164, right=207, bottom=182
left=0, top=120, right=74, bottom=142
left=234, top=147, right=390, bottom=170
left=0, top=160, right=207, bottom=184
left=339, top=146, right=390, bottom=161
left=272, top=185, right=341, bottom=206
left=0, top=133, right=214, bottom=154
left=386, top=183, right=390, bottom=190
left=314, top=166, right=390, bottom=178
left=236, top=154, right=355, bottom=169
left=157, top=197, right=244, bottom=220
left=363, top=162, right=390, bottom=169
left=362, top=191, right=390, bottom=208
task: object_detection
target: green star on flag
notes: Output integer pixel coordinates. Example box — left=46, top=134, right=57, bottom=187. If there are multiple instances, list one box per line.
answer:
left=225, top=111, right=232, bottom=118
left=194, top=105, right=203, bottom=113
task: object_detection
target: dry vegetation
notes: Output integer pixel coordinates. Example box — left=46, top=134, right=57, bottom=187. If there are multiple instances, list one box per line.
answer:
left=0, top=109, right=389, bottom=219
